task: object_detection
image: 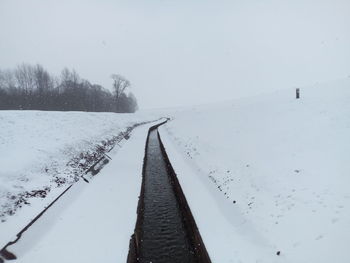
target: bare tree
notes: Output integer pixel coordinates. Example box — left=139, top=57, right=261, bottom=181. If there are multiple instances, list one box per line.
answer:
left=34, top=64, right=53, bottom=93
left=60, top=68, right=80, bottom=90
left=13, top=64, right=37, bottom=109
left=1, top=69, right=16, bottom=90
left=14, top=64, right=36, bottom=94
left=111, top=74, right=130, bottom=112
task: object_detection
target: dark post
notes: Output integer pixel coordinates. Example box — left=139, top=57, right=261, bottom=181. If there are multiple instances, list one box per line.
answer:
left=296, top=88, right=300, bottom=99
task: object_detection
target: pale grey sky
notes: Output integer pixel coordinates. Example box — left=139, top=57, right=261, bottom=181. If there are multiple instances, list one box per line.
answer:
left=0, top=0, right=349, bottom=108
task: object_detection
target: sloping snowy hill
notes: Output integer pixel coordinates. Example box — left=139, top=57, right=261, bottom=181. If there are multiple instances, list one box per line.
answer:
left=159, top=78, right=350, bottom=263
left=0, top=111, right=160, bottom=248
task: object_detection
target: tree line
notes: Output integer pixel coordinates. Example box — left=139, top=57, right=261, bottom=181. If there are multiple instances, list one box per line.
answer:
left=0, top=63, right=138, bottom=113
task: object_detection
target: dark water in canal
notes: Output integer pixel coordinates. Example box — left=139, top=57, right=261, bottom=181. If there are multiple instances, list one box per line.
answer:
left=139, top=129, right=195, bottom=263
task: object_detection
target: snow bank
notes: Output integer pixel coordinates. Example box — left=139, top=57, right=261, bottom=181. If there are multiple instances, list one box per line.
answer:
left=159, top=78, right=350, bottom=263
left=0, top=110, right=160, bottom=249
left=8, top=122, right=162, bottom=263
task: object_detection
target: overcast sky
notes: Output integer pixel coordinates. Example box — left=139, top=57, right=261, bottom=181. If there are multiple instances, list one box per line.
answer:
left=0, top=0, right=349, bottom=109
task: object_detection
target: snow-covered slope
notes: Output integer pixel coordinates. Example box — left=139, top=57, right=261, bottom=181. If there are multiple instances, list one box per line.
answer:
left=0, top=111, right=160, bottom=248
left=160, top=78, right=350, bottom=263
left=10, top=121, right=162, bottom=263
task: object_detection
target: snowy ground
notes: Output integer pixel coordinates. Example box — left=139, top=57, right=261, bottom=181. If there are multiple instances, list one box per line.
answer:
left=159, top=78, right=350, bottom=263
left=1, top=78, right=349, bottom=263
left=0, top=111, right=160, bottom=249
left=6, top=121, right=163, bottom=263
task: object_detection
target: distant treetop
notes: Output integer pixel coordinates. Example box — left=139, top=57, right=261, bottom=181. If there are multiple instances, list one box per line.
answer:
left=0, top=63, right=138, bottom=113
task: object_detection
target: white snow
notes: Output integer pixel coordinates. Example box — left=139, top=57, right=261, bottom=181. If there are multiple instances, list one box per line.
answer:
left=159, top=78, right=350, bottom=263
left=9, top=122, right=162, bottom=263
left=0, top=111, right=160, bottom=249
left=1, top=78, right=349, bottom=263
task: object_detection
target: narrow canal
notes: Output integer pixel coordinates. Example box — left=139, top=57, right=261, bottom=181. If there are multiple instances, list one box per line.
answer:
left=138, top=129, right=195, bottom=262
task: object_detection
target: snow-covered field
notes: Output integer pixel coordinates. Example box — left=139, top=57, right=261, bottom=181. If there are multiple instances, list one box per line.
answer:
left=0, top=111, right=160, bottom=249
left=1, top=78, right=349, bottom=263
left=7, top=121, right=164, bottom=263
left=159, top=78, right=350, bottom=262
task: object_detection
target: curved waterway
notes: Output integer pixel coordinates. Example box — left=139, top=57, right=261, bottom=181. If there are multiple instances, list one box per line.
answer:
left=138, top=129, right=195, bottom=263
